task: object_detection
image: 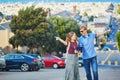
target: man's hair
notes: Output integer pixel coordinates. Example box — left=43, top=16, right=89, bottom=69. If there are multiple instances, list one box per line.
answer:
left=80, top=26, right=87, bottom=30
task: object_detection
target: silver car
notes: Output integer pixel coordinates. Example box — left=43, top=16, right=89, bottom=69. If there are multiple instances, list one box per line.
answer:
left=0, top=50, right=6, bottom=69
left=78, top=57, right=83, bottom=67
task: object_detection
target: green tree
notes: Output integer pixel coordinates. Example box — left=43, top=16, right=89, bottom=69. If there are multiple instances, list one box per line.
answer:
left=49, top=17, right=80, bottom=53
left=9, top=6, right=55, bottom=53
left=100, top=38, right=107, bottom=48
left=116, top=31, right=120, bottom=51
left=89, top=15, right=94, bottom=22
left=117, top=4, right=120, bottom=14
left=83, top=12, right=88, bottom=16
left=87, top=29, right=92, bottom=33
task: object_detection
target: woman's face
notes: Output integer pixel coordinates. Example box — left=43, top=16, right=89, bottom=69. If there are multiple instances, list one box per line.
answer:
left=71, top=33, right=77, bottom=41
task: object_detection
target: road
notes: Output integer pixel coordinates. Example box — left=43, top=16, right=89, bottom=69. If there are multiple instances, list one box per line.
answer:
left=97, top=51, right=120, bottom=66
left=0, top=51, right=120, bottom=80
left=0, top=66, right=120, bottom=80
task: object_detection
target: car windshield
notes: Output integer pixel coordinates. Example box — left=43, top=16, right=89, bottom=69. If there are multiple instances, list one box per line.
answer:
left=53, top=56, right=61, bottom=59
left=28, top=54, right=42, bottom=59
left=23, top=54, right=34, bottom=58
left=0, top=50, right=4, bottom=57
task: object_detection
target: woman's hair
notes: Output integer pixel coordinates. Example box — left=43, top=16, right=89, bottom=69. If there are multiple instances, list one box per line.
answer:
left=65, top=31, right=78, bottom=44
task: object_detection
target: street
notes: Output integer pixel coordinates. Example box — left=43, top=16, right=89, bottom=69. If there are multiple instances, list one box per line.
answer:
left=97, top=51, right=120, bottom=66
left=0, top=66, right=120, bottom=80
left=0, top=51, right=120, bottom=80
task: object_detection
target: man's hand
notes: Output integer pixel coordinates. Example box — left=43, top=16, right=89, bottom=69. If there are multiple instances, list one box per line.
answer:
left=74, top=50, right=79, bottom=53
left=106, top=29, right=111, bottom=33
left=97, top=29, right=111, bottom=37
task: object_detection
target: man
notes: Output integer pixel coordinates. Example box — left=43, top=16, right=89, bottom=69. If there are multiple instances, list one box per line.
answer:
left=78, top=26, right=110, bottom=80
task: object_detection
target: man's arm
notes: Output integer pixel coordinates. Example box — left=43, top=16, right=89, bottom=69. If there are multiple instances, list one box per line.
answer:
left=96, top=29, right=111, bottom=37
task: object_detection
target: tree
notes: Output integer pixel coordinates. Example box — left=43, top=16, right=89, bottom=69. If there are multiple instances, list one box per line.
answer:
left=83, top=12, right=88, bottom=16
left=89, top=15, right=94, bottom=22
left=100, top=38, right=107, bottom=48
left=9, top=6, right=55, bottom=53
left=116, top=31, right=120, bottom=51
left=49, top=17, right=80, bottom=53
left=87, top=29, right=92, bottom=33
left=117, top=4, right=120, bottom=14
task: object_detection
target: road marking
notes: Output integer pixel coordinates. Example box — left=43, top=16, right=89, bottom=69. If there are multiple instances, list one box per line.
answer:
left=115, top=61, right=118, bottom=66
left=103, top=53, right=112, bottom=64
left=108, top=60, right=111, bottom=65
left=101, top=60, right=105, bottom=65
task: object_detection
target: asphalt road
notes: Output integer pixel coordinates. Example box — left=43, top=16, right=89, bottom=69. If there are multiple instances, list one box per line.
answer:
left=0, top=66, right=120, bottom=80
left=0, top=51, right=120, bottom=80
left=97, top=51, right=120, bottom=66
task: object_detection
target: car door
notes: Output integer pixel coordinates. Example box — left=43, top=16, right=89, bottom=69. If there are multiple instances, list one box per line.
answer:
left=43, top=56, right=53, bottom=67
left=5, top=55, right=15, bottom=68
left=46, top=56, right=54, bottom=67
left=13, top=55, right=24, bottom=68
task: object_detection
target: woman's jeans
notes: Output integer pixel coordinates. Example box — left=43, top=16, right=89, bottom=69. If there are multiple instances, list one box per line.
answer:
left=83, top=56, right=98, bottom=80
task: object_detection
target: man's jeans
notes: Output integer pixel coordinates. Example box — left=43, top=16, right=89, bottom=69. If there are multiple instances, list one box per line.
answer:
left=83, top=56, right=98, bottom=80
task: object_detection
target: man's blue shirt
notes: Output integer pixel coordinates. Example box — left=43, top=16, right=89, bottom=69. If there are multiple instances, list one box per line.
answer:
left=78, top=33, right=97, bottom=59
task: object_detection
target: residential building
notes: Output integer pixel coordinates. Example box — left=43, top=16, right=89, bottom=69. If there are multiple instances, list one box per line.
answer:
left=0, top=22, right=14, bottom=49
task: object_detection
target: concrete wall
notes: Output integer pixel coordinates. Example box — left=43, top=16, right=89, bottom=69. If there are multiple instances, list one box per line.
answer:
left=0, top=29, right=14, bottom=49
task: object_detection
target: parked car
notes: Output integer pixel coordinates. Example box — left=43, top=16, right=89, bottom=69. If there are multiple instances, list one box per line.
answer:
left=0, top=50, right=6, bottom=69
left=103, top=44, right=118, bottom=51
left=61, top=56, right=83, bottom=67
left=4, top=53, right=40, bottom=71
left=102, top=47, right=111, bottom=51
left=41, top=55, right=65, bottom=69
left=27, top=54, right=45, bottom=68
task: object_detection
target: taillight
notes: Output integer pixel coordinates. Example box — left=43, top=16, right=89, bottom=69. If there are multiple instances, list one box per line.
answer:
left=34, top=59, right=39, bottom=63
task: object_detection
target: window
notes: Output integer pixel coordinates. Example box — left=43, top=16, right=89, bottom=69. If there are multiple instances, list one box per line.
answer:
left=5, top=55, right=15, bottom=59
left=15, top=55, right=24, bottom=59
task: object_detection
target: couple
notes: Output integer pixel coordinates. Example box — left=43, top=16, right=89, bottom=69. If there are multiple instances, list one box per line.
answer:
left=55, top=26, right=110, bottom=80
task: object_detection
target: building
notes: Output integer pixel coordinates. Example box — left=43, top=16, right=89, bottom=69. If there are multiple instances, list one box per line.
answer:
left=0, top=21, right=14, bottom=49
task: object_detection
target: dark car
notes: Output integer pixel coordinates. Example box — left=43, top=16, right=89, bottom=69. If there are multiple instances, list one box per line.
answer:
left=4, top=53, right=40, bottom=71
left=27, top=54, right=45, bottom=68
left=42, top=55, right=65, bottom=69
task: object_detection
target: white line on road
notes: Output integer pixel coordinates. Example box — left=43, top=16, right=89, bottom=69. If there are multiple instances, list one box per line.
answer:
left=103, top=53, right=112, bottom=64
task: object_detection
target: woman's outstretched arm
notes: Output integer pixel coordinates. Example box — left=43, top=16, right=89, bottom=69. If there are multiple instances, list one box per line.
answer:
left=55, top=37, right=67, bottom=46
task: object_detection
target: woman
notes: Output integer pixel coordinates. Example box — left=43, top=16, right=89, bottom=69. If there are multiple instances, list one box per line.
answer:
left=55, top=31, right=80, bottom=80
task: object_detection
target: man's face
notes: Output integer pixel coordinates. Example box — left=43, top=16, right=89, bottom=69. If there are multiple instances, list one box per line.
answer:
left=80, top=28, right=87, bottom=36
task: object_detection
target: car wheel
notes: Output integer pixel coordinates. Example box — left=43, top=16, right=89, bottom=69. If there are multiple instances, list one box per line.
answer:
left=20, top=63, right=29, bottom=71
left=53, top=63, right=58, bottom=69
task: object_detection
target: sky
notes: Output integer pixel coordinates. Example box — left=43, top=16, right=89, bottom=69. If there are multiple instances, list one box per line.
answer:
left=0, top=0, right=120, bottom=3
